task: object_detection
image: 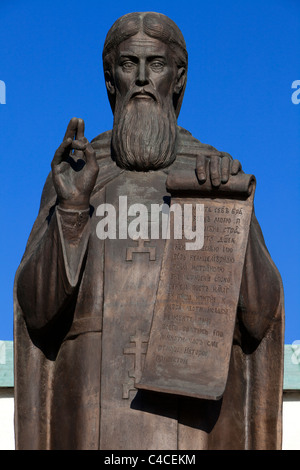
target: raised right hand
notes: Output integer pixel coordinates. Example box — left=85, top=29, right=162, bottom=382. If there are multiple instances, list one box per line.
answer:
left=51, top=118, right=99, bottom=210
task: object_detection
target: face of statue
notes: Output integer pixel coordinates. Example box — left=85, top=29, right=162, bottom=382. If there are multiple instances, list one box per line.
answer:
left=113, top=32, right=179, bottom=108
left=108, top=31, right=184, bottom=171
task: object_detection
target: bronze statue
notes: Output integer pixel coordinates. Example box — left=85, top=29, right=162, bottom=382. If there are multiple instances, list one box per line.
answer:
left=14, top=12, right=284, bottom=450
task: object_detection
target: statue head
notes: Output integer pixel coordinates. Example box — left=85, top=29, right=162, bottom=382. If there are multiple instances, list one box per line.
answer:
left=102, top=12, right=188, bottom=118
left=102, top=12, right=188, bottom=172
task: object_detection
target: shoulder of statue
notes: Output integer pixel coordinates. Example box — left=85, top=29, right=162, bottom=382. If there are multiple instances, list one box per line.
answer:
left=90, top=130, right=125, bottom=195
left=91, top=130, right=112, bottom=160
left=177, top=126, right=218, bottom=154
left=175, top=126, right=218, bottom=168
left=91, top=129, right=112, bottom=142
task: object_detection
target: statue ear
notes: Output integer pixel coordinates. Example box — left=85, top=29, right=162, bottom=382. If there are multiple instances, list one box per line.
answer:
left=105, top=71, right=115, bottom=95
left=174, top=67, right=186, bottom=94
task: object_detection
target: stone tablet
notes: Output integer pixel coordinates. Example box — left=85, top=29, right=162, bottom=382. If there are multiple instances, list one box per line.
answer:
left=137, top=171, right=256, bottom=400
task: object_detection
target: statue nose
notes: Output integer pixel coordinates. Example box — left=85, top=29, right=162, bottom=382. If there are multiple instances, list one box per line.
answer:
left=135, top=64, right=149, bottom=86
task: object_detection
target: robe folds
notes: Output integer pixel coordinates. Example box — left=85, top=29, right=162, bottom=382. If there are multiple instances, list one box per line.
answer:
left=14, top=127, right=284, bottom=450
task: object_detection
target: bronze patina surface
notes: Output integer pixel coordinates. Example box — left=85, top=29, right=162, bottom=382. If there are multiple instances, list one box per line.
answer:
left=14, top=12, right=284, bottom=450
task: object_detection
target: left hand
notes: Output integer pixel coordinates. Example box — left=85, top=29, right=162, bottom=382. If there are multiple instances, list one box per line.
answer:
left=196, top=150, right=242, bottom=187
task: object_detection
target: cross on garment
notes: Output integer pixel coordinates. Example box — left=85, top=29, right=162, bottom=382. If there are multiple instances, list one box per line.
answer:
left=123, top=332, right=149, bottom=399
left=126, top=238, right=156, bottom=261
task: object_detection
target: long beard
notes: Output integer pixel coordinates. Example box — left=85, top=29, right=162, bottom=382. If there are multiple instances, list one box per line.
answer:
left=111, top=92, right=177, bottom=171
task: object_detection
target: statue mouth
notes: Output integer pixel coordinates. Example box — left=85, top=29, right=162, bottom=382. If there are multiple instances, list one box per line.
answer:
left=131, top=89, right=156, bottom=101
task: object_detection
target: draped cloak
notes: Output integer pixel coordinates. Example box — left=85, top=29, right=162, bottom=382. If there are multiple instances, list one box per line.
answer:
left=13, top=127, right=284, bottom=450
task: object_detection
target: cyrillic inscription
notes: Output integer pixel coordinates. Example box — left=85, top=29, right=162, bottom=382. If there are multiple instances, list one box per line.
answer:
left=137, top=191, right=255, bottom=400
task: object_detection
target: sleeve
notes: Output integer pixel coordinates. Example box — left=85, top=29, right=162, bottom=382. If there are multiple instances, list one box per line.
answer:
left=17, top=205, right=91, bottom=332
left=237, top=212, right=283, bottom=343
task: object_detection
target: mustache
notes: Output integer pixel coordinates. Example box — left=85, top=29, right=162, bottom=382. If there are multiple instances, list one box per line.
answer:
left=121, top=86, right=161, bottom=107
left=130, top=88, right=157, bottom=101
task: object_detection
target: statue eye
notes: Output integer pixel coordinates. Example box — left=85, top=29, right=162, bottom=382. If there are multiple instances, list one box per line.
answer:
left=150, top=60, right=165, bottom=72
left=121, top=60, right=136, bottom=71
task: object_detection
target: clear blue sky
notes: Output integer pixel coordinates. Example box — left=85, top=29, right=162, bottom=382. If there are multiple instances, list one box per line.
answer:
left=0, top=0, right=299, bottom=343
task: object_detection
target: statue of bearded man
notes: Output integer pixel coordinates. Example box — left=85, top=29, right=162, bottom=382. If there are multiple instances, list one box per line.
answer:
left=14, top=12, right=284, bottom=450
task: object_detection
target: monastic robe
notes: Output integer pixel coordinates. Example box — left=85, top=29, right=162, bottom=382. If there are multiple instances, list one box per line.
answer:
left=14, top=127, right=284, bottom=450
